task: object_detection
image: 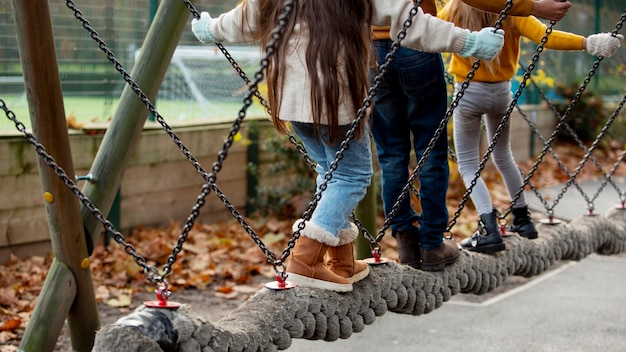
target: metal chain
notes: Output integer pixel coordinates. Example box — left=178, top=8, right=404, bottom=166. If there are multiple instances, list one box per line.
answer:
left=180, top=0, right=299, bottom=272
left=182, top=0, right=271, bottom=111
left=0, top=99, right=165, bottom=288
left=513, top=104, right=590, bottom=214
left=585, top=97, right=626, bottom=206
left=521, top=69, right=625, bottom=213
left=62, top=0, right=295, bottom=283
left=376, top=1, right=512, bottom=235
left=449, top=20, right=555, bottom=230
left=63, top=0, right=220, bottom=286
left=535, top=93, right=625, bottom=214
left=506, top=12, right=626, bottom=217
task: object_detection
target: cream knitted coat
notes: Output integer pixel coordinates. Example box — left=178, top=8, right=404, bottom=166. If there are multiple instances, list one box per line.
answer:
left=208, top=0, right=470, bottom=126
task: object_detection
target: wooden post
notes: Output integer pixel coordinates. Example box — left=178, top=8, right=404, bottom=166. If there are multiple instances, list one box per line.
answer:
left=81, top=0, right=191, bottom=248
left=12, top=0, right=100, bottom=350
left=18, top=260, right=77, bottom=351
left=355, top=182, right=378, bottom=260
left=354, top=139, right=378, bottom=260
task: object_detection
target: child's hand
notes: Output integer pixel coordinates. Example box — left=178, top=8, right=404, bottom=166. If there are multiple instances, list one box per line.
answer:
left=459, top=27, right=505, bottom=61
left=585, top=33, right=624, bottom=58
left=191, top=11, right=217, bottom=44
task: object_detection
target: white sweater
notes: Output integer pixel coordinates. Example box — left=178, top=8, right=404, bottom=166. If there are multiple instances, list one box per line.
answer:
left=209, top=0, right=468, bottom=125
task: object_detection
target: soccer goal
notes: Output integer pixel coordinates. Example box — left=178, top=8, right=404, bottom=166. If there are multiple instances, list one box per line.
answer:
left=153, top=44, right=266, bottom=121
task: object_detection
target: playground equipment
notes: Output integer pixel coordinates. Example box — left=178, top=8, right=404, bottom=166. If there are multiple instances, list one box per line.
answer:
left=2, top=0, right=625, bottom=351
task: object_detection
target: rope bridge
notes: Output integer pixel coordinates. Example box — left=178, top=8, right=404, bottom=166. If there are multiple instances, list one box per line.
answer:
left=2, top=0, right=625, bottom=350
left=92, top=208, right=626, bottom=351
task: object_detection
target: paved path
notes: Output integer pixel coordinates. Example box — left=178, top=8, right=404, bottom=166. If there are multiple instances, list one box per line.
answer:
left=291, top=179, right=626, bottom=351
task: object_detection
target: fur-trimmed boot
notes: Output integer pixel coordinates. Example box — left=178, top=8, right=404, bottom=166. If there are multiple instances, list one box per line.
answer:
left=508, top=206, right=538, bottom=239
left=327, top=224, right=370, bottom=283
left=286, top=221, right=352, bottom=292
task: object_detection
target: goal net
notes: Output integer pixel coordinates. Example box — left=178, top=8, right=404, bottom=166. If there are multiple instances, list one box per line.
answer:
left=154, top=45, right=267, bottom=122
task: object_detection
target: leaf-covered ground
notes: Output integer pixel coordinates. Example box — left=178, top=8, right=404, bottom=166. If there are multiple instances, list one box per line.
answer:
left=1, top=142, right=624, bottom=350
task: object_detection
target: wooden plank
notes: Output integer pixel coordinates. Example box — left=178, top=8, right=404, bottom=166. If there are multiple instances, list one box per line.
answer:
left=121, top=153, right=247, bottom=197
left=0, top=138, right=40, bottom=177
left=0, top=241, right=52, bottom=264
left=68, top=135, right=102, bottom=171
left=0, top=207, right=49, bottom=246
left=0, top=173, right=44, bottom=210
left=120, top=177, right=246, bottom=230
left=127, top=125, right=248, bottom=167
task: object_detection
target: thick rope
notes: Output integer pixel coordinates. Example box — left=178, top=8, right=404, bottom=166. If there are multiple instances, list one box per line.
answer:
left=93, top=207, right=626, bottom=352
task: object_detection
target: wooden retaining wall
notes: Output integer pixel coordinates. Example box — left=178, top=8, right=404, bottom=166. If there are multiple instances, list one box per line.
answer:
left=0, top=120, right=258, bottom=263
left=0, top=106, right=556, bottom=263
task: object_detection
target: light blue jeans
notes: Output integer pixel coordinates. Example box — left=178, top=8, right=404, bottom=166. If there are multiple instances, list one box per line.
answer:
left=291, top=122, right=373, bottom=237
left=453, top=81, right=528, bottom=215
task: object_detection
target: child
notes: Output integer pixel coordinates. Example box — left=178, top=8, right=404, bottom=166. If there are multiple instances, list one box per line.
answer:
left=439, top=0, right=623, bottom=253
left=371, top=0, right=572, bottom=272
left=192, top=0, right=505, bottom=291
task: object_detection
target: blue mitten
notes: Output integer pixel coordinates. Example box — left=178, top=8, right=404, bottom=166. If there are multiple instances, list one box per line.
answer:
left=191, top=11, right=217, bottom=44
left=586, top=33, right=624, bottom=57
left=459, top=27, right=505, bottom=61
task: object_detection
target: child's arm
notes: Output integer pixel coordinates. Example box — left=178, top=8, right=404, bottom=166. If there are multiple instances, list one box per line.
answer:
left=516, top=16, right=623, bottom=57
left=191, top=1, right=260, bottom=45
left=373, top=4, right=504, bottom=61
left=462, top=0, right=571, bottom=22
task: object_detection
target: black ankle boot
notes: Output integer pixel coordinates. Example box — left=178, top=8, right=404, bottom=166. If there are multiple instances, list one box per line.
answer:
left=460, top=209, right=505, bottom=253
left=508, top=206, right=538, bottom=239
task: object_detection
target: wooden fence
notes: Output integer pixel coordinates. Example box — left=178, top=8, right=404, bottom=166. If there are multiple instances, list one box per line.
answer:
left=0, top=105, right=556, bottom=263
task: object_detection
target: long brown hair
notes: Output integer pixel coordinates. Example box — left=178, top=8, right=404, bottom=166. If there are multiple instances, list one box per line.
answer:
left=442, top=0, right=515, bottom=74
left=245, top=0, right=374, bottom=143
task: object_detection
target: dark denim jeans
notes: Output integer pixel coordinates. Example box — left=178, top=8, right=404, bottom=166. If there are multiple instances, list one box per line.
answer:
left=370, top=40, right=449, bottom=250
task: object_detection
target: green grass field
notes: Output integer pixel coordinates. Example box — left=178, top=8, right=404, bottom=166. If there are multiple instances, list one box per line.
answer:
left=0, top=95, right=266, bottom=133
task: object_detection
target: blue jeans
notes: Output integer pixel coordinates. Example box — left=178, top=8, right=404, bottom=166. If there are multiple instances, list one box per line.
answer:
left=291, top=122, right=373, bottom=237
left=370, top=40, right=449, bottom=251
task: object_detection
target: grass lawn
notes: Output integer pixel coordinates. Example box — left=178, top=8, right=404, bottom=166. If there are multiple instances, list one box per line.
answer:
left=0, top=95, right=266, bottom=133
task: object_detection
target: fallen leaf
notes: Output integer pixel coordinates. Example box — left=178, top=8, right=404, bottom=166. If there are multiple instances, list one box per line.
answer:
left=106, top=294, right=132, bottom=308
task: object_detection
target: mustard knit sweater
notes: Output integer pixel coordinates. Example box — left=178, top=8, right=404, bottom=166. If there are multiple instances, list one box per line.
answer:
left=438, top=7, right=585, bottom=82
left=372, top=0, right=535, bottom=40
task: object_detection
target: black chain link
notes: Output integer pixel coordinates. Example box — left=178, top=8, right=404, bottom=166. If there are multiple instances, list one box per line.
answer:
left=521, top=69, right=625, bottom=214
left=15, top=0, right=625, bottom=288
left=505, top=11, right=626, bottom=219
left=60, top=0, right=295, bottom=285
left=373, top=1, right=514, bottom=237
left=0, top=99, right=166, bottom=287
left=344, top=1, right=426, bottom=246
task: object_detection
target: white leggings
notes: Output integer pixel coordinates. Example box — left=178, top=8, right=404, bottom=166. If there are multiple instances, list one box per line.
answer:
left=453, top=81, right=527, bottom=215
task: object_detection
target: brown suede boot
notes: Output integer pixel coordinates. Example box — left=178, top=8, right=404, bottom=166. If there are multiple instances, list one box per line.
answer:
left=327, top=224, right=370, bottom=283
left=421, top=240, right=460, bottom=271
left=286, top=236, right=352, bottom=292
left=327, top=242, right=370, bottom=283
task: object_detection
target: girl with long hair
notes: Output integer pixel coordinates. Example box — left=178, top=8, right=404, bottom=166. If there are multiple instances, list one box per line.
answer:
left=440, top=0, right=622, bottom=253
left=192, top=0, right=504, bottom=292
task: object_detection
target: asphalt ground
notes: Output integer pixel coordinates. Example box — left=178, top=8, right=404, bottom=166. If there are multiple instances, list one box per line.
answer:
left=291, top=179, right=626, bottom=352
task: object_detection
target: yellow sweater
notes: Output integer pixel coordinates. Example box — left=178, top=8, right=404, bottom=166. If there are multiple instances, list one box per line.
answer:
left=438, top=7, right=585, bottom=82
left=372, top=0, right=535, bottom=40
